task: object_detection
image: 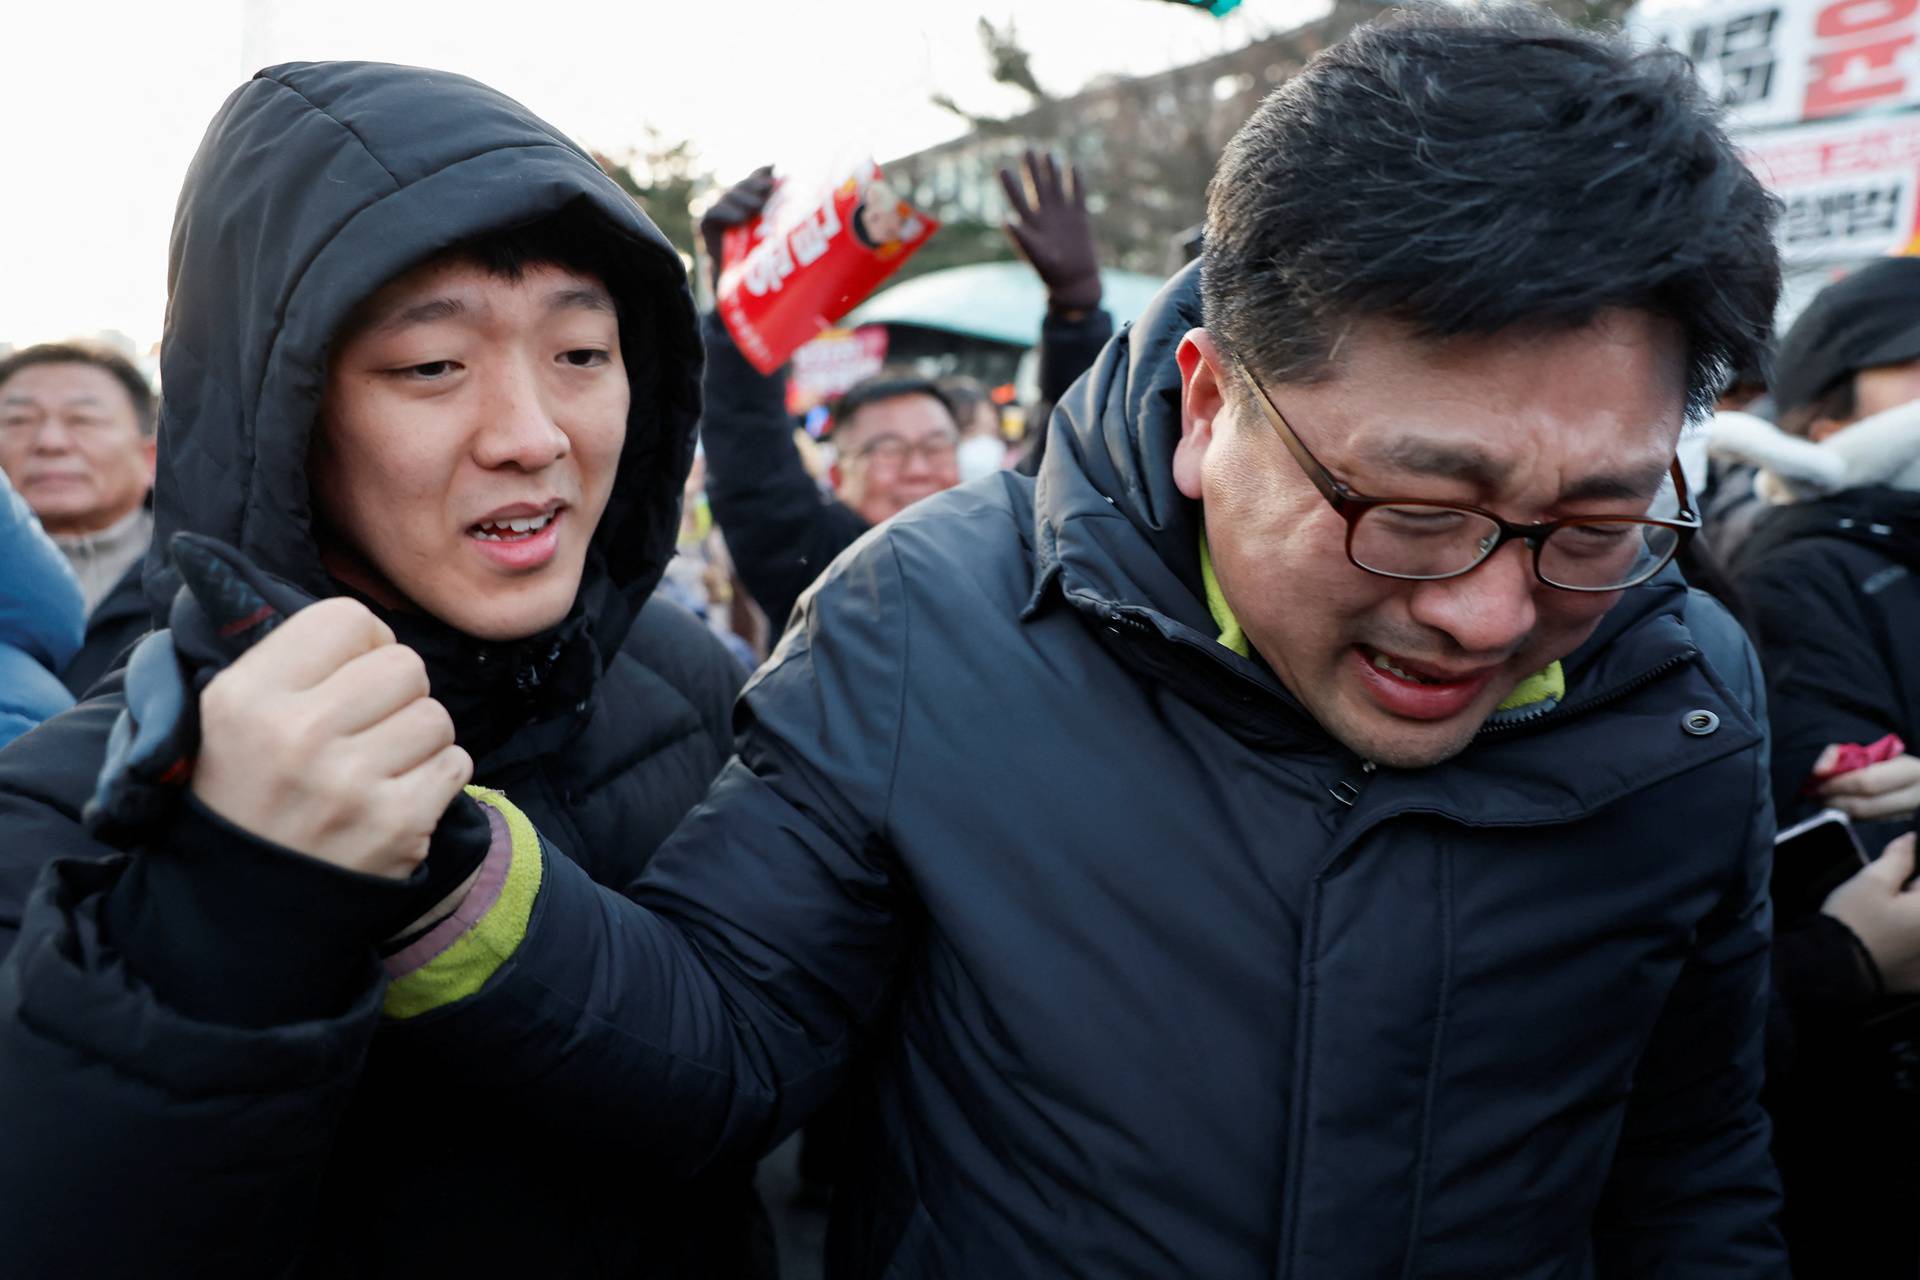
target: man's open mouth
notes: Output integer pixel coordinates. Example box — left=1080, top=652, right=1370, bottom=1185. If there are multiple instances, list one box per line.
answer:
left=469, top=511, right=556, bottom=542
left=1367, top=649, right=1444, bottom=685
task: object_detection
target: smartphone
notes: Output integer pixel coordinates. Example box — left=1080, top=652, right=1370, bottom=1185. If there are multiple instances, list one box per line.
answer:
left=1772, top=808, right=1871, bottom=920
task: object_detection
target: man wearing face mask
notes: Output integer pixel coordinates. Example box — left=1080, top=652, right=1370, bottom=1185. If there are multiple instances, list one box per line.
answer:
left=0, top=61, right=770, bottom=1277
left=5, top=8, right=1791, bottom=1277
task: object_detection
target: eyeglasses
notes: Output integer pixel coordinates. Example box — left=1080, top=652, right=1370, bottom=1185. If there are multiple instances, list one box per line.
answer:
left=852, top=432, right=959, bottom=469
left=1230, top=356, right=1699, bottom=593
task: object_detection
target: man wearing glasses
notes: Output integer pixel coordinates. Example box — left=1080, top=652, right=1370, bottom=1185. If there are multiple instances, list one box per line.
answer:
left=4, top=7, right=1789, bottom=1276
left=702, top=359, right=961, bottom=633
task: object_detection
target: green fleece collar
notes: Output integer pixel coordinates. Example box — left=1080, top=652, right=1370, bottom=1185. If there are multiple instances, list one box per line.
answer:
left=1198, top=533, right=1563, bottom=713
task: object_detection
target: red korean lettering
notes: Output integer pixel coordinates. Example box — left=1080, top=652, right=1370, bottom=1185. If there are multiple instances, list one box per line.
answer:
left=1816, top=0, right=1917, bottom=39
left=1804, top=33, right=1916, bottom=116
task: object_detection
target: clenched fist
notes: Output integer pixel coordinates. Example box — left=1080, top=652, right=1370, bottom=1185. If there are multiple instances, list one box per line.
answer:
left=191, top=596, right=472, bottom=877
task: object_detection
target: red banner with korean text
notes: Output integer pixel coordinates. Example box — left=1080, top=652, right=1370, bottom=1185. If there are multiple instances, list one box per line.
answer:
left=717, top=161, right=938, bottom=375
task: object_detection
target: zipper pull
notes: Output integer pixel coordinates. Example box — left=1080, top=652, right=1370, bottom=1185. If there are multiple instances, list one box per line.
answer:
left=1328, top=760, right=1376, bottom=808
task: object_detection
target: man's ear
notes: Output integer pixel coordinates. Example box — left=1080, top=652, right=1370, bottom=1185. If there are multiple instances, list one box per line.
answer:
left=140, top=436, right=158, bottom=486
left=1173, top=328, right=1227, bottom=501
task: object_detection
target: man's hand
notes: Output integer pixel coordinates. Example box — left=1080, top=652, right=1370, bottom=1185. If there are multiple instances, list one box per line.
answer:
left=998, top=149, right=1102, bottom=315
left=699, top=165, right=776, bottom=290
left=191, top=597, right=471, bottom=878
left=1814, top=750, right=1920, bottom=821
left=1823, top=832, right=1920, bottom=994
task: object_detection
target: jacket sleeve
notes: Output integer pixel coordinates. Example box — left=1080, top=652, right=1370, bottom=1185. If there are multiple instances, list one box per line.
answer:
left=0, top=698, right=382, bottom=1275
left=0, top=687, right=502, bottom=1275
left=1591, top=626, right=1788, bottom=1277
left=1037, top=306, right=1114, bottom=408
left=366, top=536, right=916, bottom=1175
left=1742, top=542, right=1907, bottom=833
left=699, top=310, right=872, bottom=634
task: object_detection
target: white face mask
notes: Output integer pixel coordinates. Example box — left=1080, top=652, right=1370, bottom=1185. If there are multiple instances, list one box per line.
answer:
left=957, top=434, right=1006, bottom=483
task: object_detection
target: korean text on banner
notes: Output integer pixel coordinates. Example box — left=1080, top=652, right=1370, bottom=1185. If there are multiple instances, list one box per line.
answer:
left=1631, top=0, right=1920, bottom=130
left=717, top=162, right=938, bottom=376
left=1742, top=112, right=1920, bottom=264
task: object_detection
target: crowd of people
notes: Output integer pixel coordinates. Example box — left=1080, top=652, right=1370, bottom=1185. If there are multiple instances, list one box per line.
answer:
left=0, top=3, right=1915, bottom=1277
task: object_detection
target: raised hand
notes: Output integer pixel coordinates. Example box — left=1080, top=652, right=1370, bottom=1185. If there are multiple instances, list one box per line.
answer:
left=699, top=164, right=777, bottom=289
left=999, top=148, right=1103, bottom=315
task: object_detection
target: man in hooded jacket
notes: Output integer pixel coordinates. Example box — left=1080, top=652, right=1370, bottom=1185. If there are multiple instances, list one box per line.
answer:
left=0, top=62, right=770, bottom=1277
left=4, top=10, right=1790, bottom=1279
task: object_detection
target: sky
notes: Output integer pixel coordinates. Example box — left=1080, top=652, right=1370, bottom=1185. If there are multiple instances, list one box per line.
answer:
left=2, top=0, right=1317, bottom=353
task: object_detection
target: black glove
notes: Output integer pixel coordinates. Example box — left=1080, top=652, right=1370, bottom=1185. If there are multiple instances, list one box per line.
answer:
left=83, top=532, right=311, bottom=844
left=699, top=164, right=777, bottom=290
left=88, top=537, right=493, bottom=1008
left=998, top=149, right=1103, bottom=315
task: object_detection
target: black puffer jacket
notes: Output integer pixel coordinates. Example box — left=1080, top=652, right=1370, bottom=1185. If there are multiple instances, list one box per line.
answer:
left=155, top=266, right=1784, bottom=1276
left=0, top=62, right=763, bottom=1278
left=1738, top=485, right=1920, bottom=848
left=1735, top=483, right=1920, bottom=1279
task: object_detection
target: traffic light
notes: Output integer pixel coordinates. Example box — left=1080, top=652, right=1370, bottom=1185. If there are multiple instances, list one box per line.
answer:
left=1154, top=0, right=1243, bottom=14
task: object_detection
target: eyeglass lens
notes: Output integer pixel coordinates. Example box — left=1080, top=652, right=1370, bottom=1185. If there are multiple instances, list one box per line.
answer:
left=1349, top=504, right=1680, bottom=590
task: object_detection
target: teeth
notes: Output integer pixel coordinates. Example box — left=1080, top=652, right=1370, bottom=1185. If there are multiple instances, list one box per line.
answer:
left=1371, top=650, right=1433, bottom=684
left=472, top=512, right=553, bottom=539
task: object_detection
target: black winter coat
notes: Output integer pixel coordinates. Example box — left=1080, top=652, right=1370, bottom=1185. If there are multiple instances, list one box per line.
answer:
left=1738, top=485, right=1920, bottom=849
left=0, top=61, right=765, bottom=1278
left=82, top=265, right=1786, bottom=1276
left=1736, top=484, right=1920, bottom=1279
left=59, top=555, right=149, bottom=699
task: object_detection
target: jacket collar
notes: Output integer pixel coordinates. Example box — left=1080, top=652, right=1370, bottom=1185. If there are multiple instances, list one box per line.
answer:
left=1023, top=266, right=1747, bottom=797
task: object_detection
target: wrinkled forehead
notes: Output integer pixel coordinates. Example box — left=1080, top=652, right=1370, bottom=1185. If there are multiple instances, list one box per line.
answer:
left=1254, top=309, right=1687, bottom=496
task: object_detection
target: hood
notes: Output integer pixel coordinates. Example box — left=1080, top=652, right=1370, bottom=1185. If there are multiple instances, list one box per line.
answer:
left=1031, top=261, right=1212, bottom=636
left=1027, top=262, right=1699, bottom=749
left=149, top=62, right=701, bottom=755
left=1707, top=401, right=1920, bottom=503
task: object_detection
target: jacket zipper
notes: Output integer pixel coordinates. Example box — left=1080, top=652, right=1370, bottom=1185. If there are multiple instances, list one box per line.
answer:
left=1474, top=649, right=1697, bottom=739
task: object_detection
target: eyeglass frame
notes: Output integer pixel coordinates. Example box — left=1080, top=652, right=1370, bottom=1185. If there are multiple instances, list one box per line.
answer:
left=1226, top=354, right=1701, bottom=594
left=848, top=430, right=961, bottom=469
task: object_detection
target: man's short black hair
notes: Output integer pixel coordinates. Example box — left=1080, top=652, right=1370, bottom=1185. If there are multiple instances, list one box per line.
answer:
left=830, top=372, right=957, bottom=438
left=0, top=341, right=155, bottom=436
left=1203, top=3, right=1780, bottom=423
left=442, top=207, right=631, bottom=290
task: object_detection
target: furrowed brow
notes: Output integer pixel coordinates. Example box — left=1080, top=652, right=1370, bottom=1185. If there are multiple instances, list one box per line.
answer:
left=1558, top=464, right=1671, bottom=505
left=1368, top=438, right=1514, bottom=489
